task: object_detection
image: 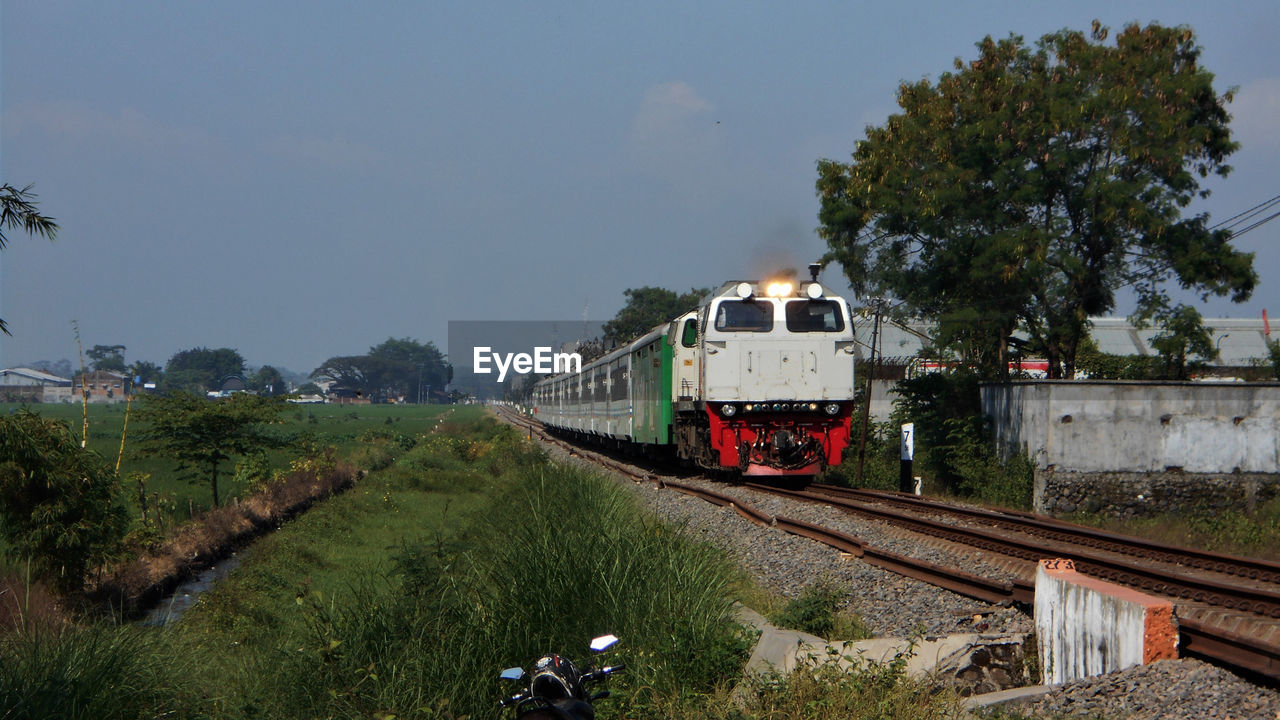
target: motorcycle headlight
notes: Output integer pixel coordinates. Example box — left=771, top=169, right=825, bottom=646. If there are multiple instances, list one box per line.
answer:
left=824, top=402, right=841, bottom=416
left=721, top=403, right=737, bottom=417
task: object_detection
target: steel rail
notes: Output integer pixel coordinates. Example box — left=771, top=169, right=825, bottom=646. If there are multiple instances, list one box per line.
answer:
left=1179, top=616, right=1280, bottom=680
left=810, top=484, right=1280, bottom=584
left=746, top=483, right=1280, bottom=619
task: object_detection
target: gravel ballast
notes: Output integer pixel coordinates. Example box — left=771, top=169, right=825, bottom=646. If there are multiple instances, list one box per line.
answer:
left=535, top=433, right=1280, bottom=719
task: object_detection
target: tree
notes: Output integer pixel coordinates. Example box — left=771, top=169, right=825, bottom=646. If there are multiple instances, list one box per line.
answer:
left=249, top=365, right=286, bottom=396
left=818, top=22, right=1255, bottom=379
left=0, top=410, right=128, bottom=593
left=603, top=287, right=709, bottom=344
left=311, top=338, right=450, bottom=402
left=129, top=360, right=164, bottom=385
left=1148, top=305, right=1215, bottom=380
left=162, top=347, right=246, bottom=393
left=0, top=184, right=59, bottom=336
left=136, top=392, right=285, bottom=506
left=367, top=337, right=450, bottom=401
left=87, top=344, right=127, bottom=372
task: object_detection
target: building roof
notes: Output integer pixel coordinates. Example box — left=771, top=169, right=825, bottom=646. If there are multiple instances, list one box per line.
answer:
left=0, top=367, right=72, bottom=384
left=852, top=317, right=1274, bottom=367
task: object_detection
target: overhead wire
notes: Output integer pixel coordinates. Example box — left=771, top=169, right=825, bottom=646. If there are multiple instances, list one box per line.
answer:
left=1210, top=193, right=1280, bottom=232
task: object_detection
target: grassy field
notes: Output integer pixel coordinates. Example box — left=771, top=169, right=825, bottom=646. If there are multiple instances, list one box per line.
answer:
left=1, top=408, right=963, bottom=719
left=0, top=400, right=452, bottom=522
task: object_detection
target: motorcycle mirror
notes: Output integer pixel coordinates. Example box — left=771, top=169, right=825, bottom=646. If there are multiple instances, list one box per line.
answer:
left=589, top=635, right=619, bottom=652
left=499, top=667, right=525, bottom=681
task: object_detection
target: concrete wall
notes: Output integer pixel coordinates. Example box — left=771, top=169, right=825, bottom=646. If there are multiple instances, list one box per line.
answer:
left=1035, top=559, right=1177, bottom=685
left=982, top=381, right=1280, bottom=516
left=869, top=378, right=897, bottom=422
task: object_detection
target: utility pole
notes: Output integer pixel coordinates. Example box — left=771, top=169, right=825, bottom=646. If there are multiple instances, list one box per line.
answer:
left=855, top=298, right=883, bottom=485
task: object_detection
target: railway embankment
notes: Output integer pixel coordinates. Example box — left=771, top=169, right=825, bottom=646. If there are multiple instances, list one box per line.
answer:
left=503, top=408, right=1280, bottom=719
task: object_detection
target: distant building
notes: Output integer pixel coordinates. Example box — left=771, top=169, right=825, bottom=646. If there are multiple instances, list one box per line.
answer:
left=862, top=316, right=1274, bottom=375
left=0, top=367, right=73, bottom=403
left=72, top=370, right=132, bottom=404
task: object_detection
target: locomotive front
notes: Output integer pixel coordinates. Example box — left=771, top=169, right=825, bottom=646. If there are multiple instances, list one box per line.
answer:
left=671, top=279, right=856, bottom=477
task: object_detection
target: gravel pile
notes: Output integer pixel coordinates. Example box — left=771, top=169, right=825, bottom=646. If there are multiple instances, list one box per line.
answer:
left=1021, top=658, right=1280, bottom=720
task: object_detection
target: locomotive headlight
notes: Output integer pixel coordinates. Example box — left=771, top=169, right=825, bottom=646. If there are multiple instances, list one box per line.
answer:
left=766, top=281, right=793, bottom=297
left=806, top=283, right=824, bottom=299
left=721, top=403, right=738, bottom=417
left=736, top=282, right=754, bottom=299
left=823, top=402, right=841, bottom=416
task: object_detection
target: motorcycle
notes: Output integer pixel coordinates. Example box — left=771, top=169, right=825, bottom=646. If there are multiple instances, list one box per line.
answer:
left=497, top=634, right=625, bottom=720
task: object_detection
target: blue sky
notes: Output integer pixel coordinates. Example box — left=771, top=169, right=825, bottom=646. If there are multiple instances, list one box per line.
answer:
left=2, top=1, right=1277, bottom=375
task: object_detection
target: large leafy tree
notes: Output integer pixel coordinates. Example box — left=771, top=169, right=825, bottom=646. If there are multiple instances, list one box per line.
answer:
left=87, top=344, right=127, bottom=372
left=311, top=338, right=449, bottom=401
left=368, top=337, right=450, bottom=399
left=0, top=410, right=128, bottom=593
left=162, top=347, right=247, bottom=393
left=0, top=184, right=59, bottom=336
left=818, top=22, right=1255, bottom=378
left=136, top=392, right=285, bottom=507
left=603, top=286, right=709, bottom=344
left=249, top=365, right=286, bottom=396
left=129, top=360, right=164, bottom=385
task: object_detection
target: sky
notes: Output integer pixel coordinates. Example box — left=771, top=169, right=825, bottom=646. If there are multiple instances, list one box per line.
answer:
left=2, top=1, right=1277, bottom=376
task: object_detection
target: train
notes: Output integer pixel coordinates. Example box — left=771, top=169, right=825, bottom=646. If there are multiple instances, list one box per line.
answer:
left=530, top=277, right=856, bottom=477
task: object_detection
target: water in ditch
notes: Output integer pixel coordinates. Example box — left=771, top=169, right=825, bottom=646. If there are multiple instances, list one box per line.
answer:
left=141, top=551, right=244, bottom=627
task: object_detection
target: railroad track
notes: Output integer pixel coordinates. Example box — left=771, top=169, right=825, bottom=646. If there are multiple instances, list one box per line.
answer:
left=494, top=405, right=1280, bottom=681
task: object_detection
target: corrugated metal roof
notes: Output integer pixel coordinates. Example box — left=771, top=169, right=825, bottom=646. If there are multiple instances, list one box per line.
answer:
left=850, top=317, right=1274, bottom=366
left=0, top=367, right=72, bottom=384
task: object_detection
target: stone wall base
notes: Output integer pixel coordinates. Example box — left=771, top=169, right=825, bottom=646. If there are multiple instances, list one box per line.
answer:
left=1034, top=467, right=1280, bottom=518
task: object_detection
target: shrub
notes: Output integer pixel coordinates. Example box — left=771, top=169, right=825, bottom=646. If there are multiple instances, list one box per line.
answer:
left=771, top=582, right=873, bottom=641
left=0, top=410, right=129, bottom=593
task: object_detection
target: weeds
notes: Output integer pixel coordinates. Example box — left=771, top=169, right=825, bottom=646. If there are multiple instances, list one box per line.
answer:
left=0, top=624, right=202, bottom=720
left=1071, top=497, right=1280, bottom=561
left=770, top=582, right=873, bottom=642
left=693, top=643, right=960, bottom=720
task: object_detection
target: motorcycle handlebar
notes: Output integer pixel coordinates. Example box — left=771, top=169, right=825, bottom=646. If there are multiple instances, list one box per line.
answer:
left=498, top=692, right=529, bottom=708
left=581, top=663, right=625, bottom=684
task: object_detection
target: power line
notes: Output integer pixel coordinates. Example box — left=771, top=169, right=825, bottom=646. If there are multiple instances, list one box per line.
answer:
left=1211, top=193, right=1280, bottom=231
left=1228, top=209, right=1280, bottom=240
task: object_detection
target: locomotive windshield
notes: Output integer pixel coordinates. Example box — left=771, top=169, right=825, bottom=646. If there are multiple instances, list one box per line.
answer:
left=714, top=300, right=773, bottom=332
left=784, top=300, right=845, bottom=332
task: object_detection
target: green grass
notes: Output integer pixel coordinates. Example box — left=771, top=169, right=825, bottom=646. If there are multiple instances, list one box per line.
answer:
left=768, top=582, right=874, bottom=642
left=2, top=409, right=967, bottom=719
left=1068, top=496, right=1280, bottom=562
left=0, top=623, right=204, bottom=720
left=170, top=414, right=753, bottom=718
left=0, top=400, right=455, bottom=521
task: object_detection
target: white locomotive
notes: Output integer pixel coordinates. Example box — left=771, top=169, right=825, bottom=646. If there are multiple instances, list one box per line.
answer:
left=532, top=275, right=856, bottom=477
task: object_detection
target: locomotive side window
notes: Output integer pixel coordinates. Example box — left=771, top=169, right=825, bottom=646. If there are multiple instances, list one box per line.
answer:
left=681, top=318, right=698, bottom=347
left=785, top=300, right=845, bottom=332
left=714, top=300, right=773, bottom=332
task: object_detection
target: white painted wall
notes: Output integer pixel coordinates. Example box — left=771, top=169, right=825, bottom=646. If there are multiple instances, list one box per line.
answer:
left=1035, top=564, right=1149, bottom=685
left=983, top=381, right=1280, bottom=473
